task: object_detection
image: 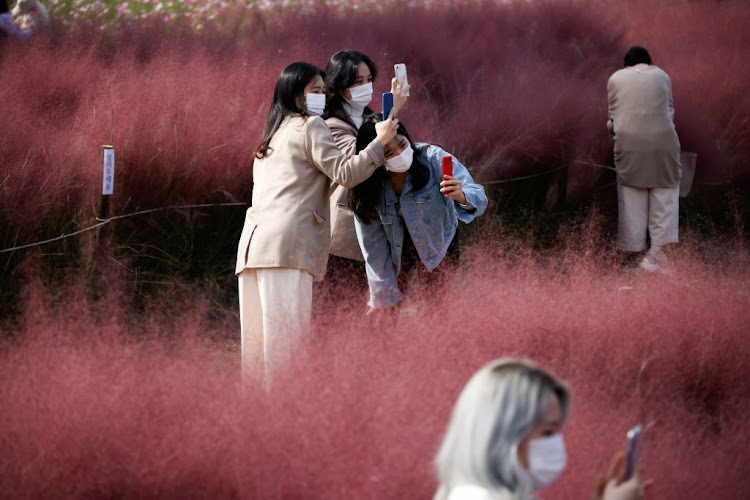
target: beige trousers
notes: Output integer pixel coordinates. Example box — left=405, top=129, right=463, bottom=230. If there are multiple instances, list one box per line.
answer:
left=238, top=268, right=313, bottom=385
left=617, top=183, right=679, bottom=252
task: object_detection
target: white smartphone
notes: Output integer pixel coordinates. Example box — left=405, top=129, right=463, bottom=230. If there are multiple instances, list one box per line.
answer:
left=622, top=425, right=642, bottom=482
left=394, top=63, right=409, bottom=97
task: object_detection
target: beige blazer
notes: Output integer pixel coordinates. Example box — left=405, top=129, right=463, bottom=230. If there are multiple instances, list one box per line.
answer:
left=235, top=115, right=385, bottom=281
left=326, top=117, right=365, bottom=261
left=607, top=64, right=681, bottom=188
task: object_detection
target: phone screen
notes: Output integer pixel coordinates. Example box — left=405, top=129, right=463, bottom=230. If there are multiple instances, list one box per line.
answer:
left=382, top=92, right=394, bottom=121
left=623, top=425, right=642, bottom=482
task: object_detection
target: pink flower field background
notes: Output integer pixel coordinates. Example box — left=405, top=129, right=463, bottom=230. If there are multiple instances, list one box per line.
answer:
left=1, top=1, right=749, bottom=499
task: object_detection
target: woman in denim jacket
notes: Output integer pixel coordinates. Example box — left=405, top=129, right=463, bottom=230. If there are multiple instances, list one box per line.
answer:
left=352, top=116, right=487, bottom=310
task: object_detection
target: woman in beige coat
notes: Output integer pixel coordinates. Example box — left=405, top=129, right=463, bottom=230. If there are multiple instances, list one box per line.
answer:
left=236, top=62, right=398, bottom=384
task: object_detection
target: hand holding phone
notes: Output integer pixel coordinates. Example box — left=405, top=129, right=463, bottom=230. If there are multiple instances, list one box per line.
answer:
left=441, top=156, right=465, bottom=202
left=394, top=63, right=409, bottom=97
left=382, top=92, right=394, bottom=121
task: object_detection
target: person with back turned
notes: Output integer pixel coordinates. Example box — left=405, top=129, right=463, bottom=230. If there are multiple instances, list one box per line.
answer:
left=607, top=46, right=681, bottom=274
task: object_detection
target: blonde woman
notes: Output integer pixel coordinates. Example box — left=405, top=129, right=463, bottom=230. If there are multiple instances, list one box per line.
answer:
left=434, top=358, right=646, bottom=500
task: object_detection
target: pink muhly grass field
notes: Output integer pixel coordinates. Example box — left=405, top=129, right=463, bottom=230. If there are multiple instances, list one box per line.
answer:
left=1, top=0, right=749, bottom=245
left=1, top=1, right=749, bottom=498
left=1, top=236, right=749, bottom=499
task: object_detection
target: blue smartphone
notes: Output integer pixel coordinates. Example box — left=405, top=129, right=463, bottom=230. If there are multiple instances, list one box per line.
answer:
left=622, top=425, right=642, bottom=482
left=382, top=92, right=394, bottom=121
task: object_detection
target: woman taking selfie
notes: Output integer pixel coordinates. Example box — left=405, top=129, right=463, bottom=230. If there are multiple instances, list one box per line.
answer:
left=323, top=49, right=409, bottom=262
left=235, top=62, right=399, bottom=383
left=434, top=358, right=647, bottom=500
left=352, top=116, right=487, bottom=311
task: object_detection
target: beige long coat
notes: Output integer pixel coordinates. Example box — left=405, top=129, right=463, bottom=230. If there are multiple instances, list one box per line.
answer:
left=607, top=63, right=681, bottom=188
left=235, top=116, right=385, bottom=281
left=326, top=117, right=365, bottom=261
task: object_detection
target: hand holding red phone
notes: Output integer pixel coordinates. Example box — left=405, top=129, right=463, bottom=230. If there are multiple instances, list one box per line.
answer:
left=440, top=156, right=467, bottom=204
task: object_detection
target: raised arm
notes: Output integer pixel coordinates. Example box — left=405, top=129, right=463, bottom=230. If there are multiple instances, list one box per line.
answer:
left=390, top=76, right=410, bottom=118
left=306, top=116, right=397, bottom=188
left=329, top=122, right=358, bottom=158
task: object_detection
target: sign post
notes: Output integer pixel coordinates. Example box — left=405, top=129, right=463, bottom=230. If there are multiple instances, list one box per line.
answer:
left=92, top=145, right=115, bottom=294
left=100, top=145, right=114, bottom=220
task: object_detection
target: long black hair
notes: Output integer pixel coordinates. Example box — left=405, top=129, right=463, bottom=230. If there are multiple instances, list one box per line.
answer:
left=0, top=0, right=9, bottom=15
left=350, top=116, right=431, bottom=224
left=254, top=62, right=324, bottom=159
left=323, top=50, right=378, bottom=129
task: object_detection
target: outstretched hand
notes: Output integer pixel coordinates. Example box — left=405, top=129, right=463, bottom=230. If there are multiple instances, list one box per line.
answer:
left=375, top=115, right=399, bottom=147
left=391, top=76, right=410, bottom=117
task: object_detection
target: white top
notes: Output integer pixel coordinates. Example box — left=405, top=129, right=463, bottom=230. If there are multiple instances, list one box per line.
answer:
left=342, top=101, right=364, bottom=129
left=446, top=485, right=496, bottom=500
left=437, top=484, right=522, bottom=500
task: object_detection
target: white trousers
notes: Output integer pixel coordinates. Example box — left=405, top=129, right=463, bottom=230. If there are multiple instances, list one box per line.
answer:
left=238, top=268, right=313, bottom=385
left=617, top=183, right=679, bottom=252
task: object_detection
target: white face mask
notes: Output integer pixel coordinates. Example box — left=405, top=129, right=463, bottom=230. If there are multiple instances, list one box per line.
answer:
left=385, top=144, right=414, bottom=173
left=345, top=81, right=373, bottom=115
left=305, top=93, right=326, bottom=116
left=526, top=434, right=567, bottom=490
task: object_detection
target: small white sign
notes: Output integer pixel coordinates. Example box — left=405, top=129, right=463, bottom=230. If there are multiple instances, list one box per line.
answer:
left=102, top=146, right=115, bottom=195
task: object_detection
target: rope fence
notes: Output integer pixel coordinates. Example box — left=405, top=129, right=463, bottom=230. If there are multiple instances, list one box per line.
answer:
left=5, top=164, right=602, bottom=254
left=0, top=203, right=248, bottom=254
left=479, top=160, right=615, bottom=186
left=1, top=158, right=712, bottom=255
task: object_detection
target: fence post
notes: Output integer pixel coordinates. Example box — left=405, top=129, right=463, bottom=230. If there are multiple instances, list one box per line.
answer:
left=89, top=145, right=115, bottom=296
left=99, top=145, right=115, bottom=220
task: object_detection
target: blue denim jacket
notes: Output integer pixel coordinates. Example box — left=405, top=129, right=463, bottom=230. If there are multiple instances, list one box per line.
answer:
left=354, top=143, right=488, bottom=308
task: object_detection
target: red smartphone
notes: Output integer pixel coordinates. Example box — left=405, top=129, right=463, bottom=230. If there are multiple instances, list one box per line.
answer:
left=442, top=156, right=453, bottom=179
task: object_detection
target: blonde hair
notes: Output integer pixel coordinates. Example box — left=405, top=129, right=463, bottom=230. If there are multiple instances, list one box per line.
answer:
left=434, top=358, right=570, bottom=498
